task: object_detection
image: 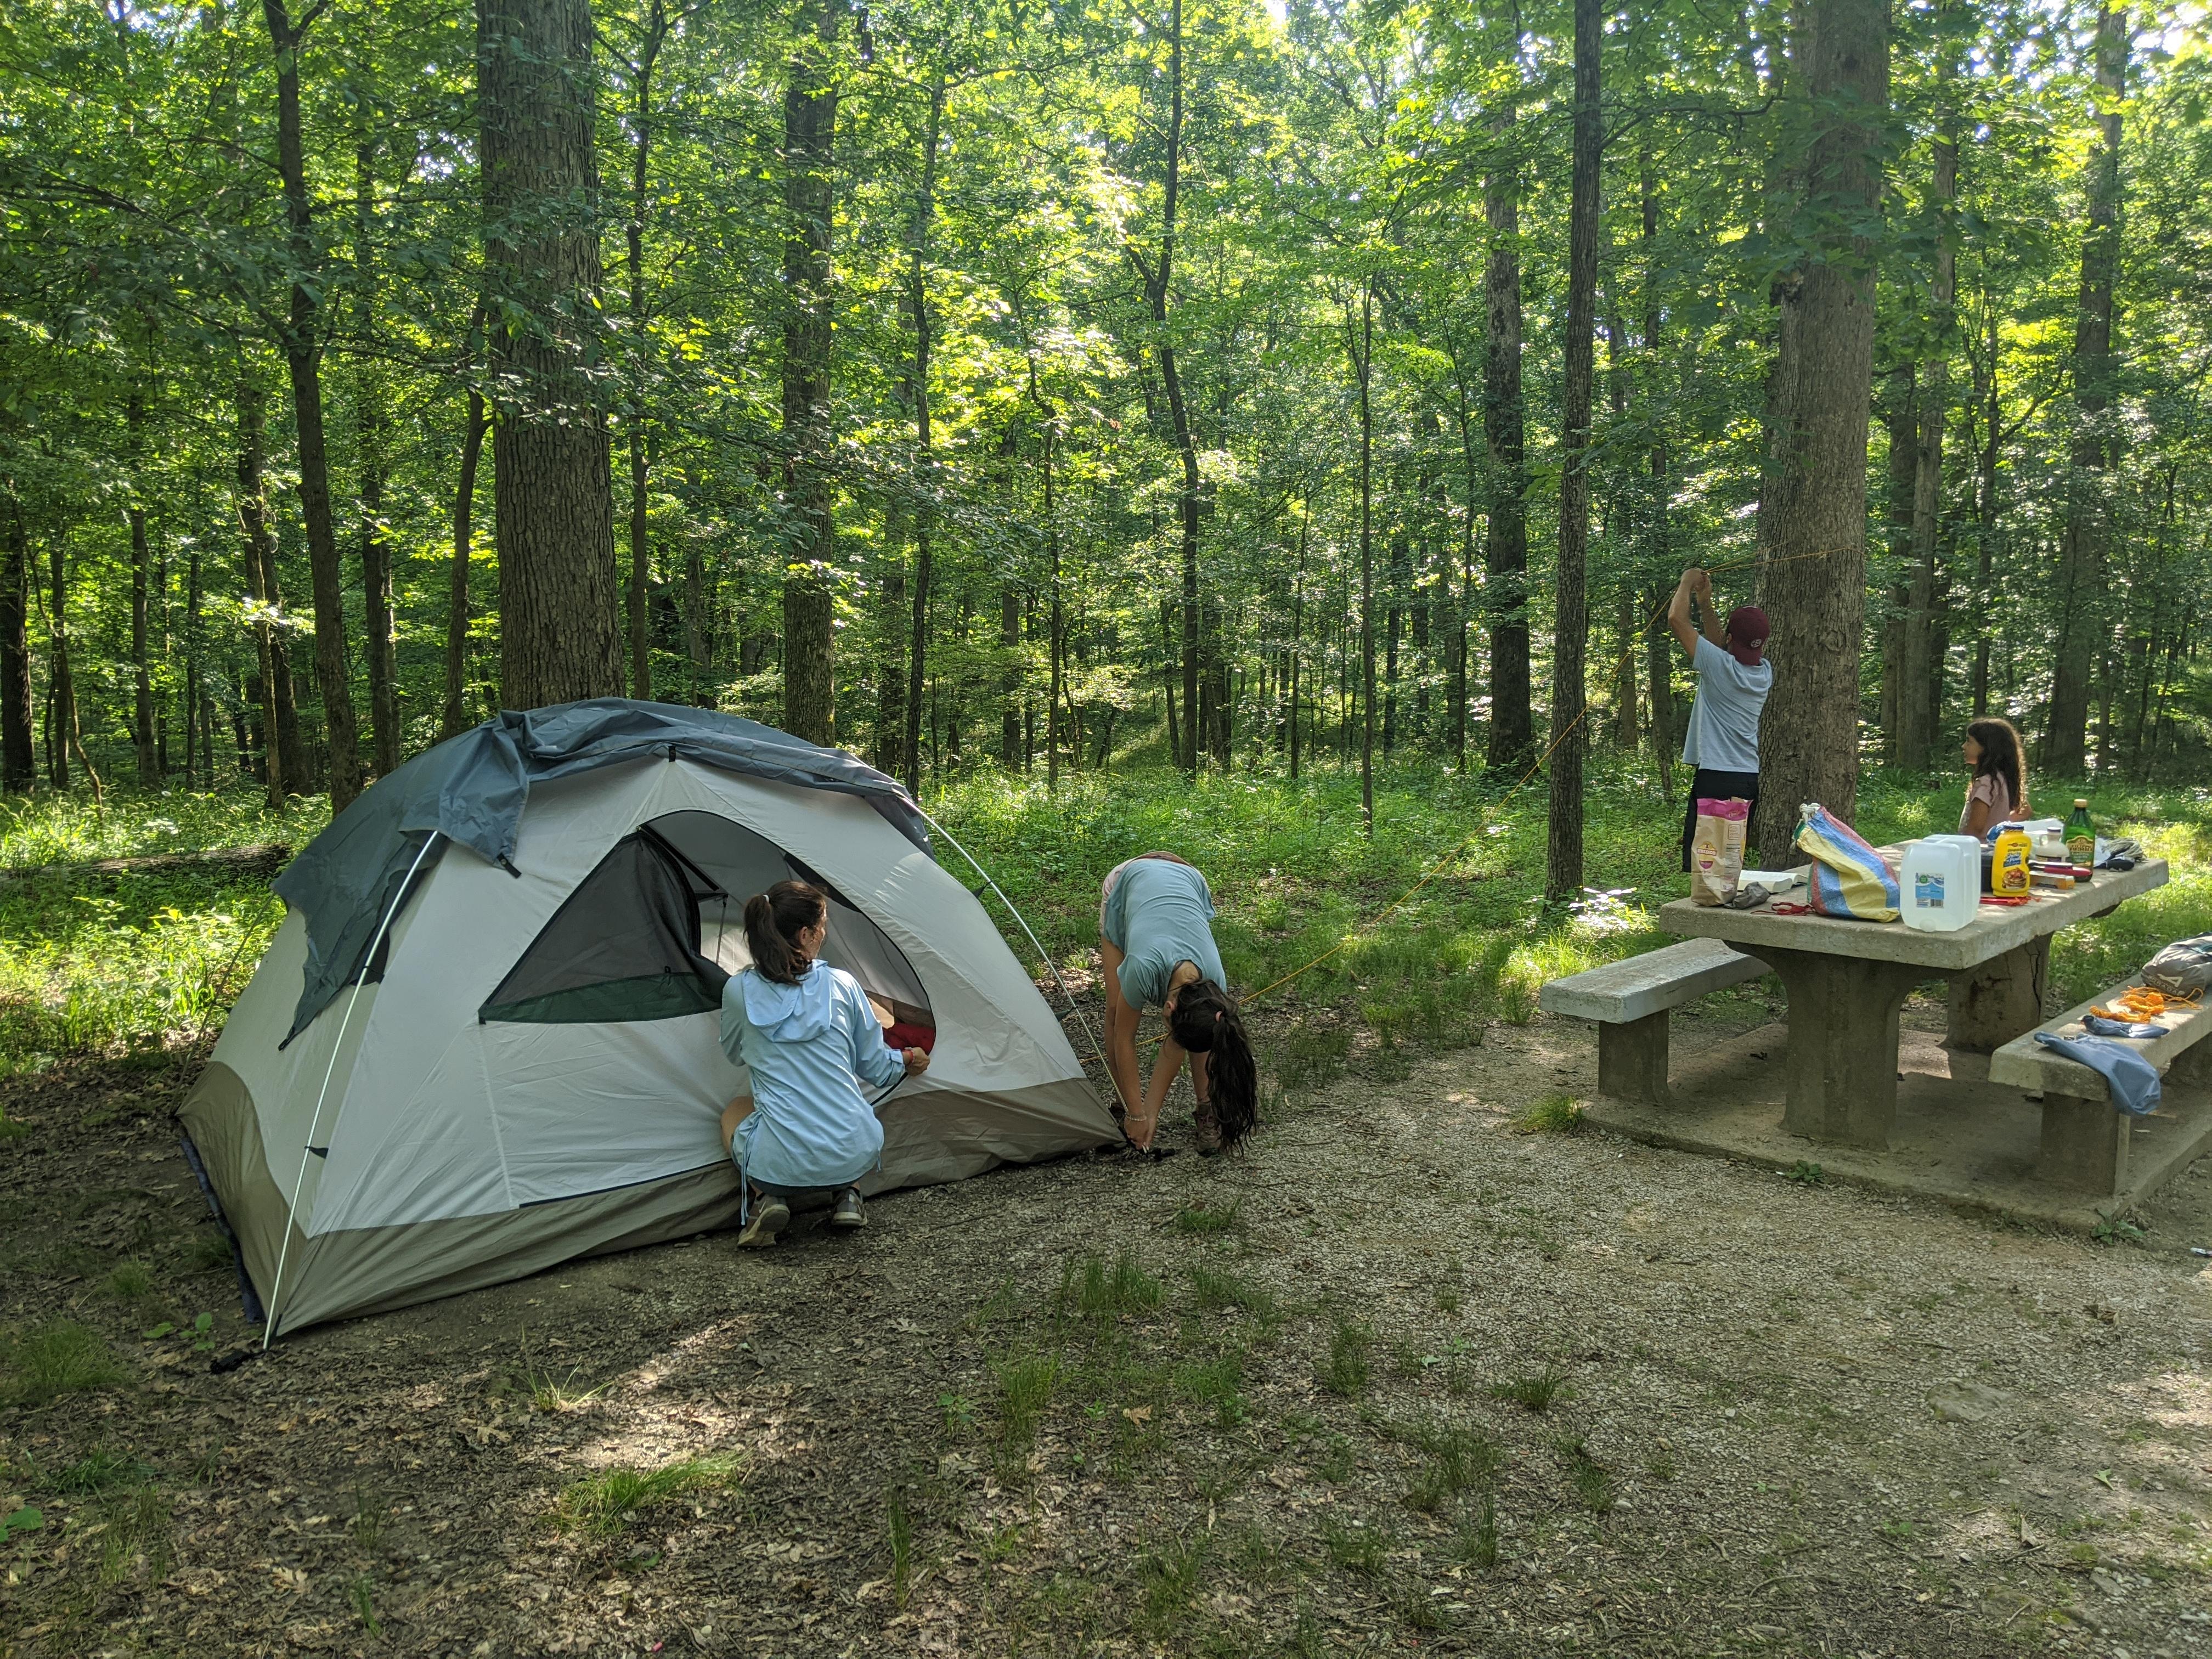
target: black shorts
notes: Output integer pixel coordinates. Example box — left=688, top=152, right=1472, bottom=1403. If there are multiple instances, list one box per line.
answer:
left=1681, top=768, right=1760, bottom=872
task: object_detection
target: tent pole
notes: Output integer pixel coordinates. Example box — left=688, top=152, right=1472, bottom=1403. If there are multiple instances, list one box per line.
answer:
left=911, top=805, right=1110, bottom=1080
left=261, top=831, right=442, bottom=1348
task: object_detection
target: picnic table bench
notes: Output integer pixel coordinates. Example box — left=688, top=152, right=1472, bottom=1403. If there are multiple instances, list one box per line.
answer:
left=1537, top=939, right=1766, bottom=1104
left=1989, top=983, right=2212, bottom=1194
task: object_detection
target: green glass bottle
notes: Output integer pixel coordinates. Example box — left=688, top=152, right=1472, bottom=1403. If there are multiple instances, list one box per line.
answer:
left=2065, top=799, right=2095, bottom=867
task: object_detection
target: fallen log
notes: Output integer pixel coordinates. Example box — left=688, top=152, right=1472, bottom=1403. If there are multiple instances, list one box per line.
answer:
left=0, top=843, right=293, bottom=888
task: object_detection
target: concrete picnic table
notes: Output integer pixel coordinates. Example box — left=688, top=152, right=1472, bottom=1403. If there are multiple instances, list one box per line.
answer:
left=1656, top=853, right=2169, bottom=1150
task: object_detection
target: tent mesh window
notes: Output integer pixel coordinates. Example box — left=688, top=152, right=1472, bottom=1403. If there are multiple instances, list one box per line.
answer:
left=646, top=810, right=935, bottom=1045
left=479, top=827, right=730, bottom=1024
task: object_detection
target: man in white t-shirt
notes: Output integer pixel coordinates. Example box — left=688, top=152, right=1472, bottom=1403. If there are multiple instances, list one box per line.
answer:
left=1667, top=567, right=1772, bottom=871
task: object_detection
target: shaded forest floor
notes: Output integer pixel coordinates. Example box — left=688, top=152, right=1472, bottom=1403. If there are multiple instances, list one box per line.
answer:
left=4, top=1000, right=2211, bottom=1658
left=3, top=763, right=2212, bottom=1657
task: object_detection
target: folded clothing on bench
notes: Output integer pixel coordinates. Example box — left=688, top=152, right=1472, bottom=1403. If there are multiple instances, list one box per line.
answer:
left=2034, top=1032, right=2163, bottom=1116
left=2082, top=1013, right=2162, bottom=1039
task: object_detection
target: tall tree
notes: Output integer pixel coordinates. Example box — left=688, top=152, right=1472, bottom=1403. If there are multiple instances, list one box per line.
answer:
left=126, top=389, right=157, bottom=786
left=780, top=0, right=842, bottom=746
left=479, top=0, right=625, bottom=712
left=0, top=490, right=31, bottom=792
left=617, top=0, right=675, bottom=702
left=260, top=0, right=365, bottom=808
left=1753, top=0, right=1889, bottom=865
left=900, top=75, right=946, bottom=792
left=1482, top=47, right=1532, bottom=771
left=355, top=138, right=400, bottom=778
left=1545, top=0, right=1600, bottom=904
left=1128, top=0, right=1201, bottom=776
left=2046, top=4, right=2128, bottom=776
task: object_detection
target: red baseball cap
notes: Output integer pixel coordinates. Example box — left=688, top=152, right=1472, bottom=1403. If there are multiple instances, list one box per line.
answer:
left=1725, top=606, right=1769, bottom=667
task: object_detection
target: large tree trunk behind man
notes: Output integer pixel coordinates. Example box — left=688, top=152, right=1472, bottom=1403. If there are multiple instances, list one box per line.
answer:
left=1545, top=0, right=1600, bottom=902
left=2046, top=4, right=2127, bottom=777
left=260, top=0, right=365, bottom=810
left=1754, top=0, right=1889, bottom=867
left=478, top=0, right=625, bottom=713
left=356, top=140, right=400, bottom=777
left=780, top=0, right=841, bottom=746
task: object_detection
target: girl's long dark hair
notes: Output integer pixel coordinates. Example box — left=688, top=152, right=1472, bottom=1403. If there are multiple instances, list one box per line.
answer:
left=1168, top=979, right=1258, bottom=1151
left=1966, top=716, right=2028, bottom=819
left=744, top=880, right=826, bottom=986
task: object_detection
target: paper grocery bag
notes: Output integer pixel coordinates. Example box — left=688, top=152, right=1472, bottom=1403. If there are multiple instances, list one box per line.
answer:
left=1690, top=798, right=1750, bottom=907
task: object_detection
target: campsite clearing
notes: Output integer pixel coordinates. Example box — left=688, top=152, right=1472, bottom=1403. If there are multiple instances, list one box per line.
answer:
left=4, top=991, right=2210, bottom=1657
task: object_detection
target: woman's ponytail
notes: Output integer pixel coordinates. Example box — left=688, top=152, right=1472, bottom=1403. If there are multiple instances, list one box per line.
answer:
left=744, top=881, right=826, bottom=986
left=1167, top=978, right=1259, bottom=1152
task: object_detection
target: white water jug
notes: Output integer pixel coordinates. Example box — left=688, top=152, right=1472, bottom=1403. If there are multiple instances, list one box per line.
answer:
left=1900, top=835, right=1980, bottom=932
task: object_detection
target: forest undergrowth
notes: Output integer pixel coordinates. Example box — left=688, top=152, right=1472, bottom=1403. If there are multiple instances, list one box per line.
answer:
left=1, top=760, right=2207, bottom=1088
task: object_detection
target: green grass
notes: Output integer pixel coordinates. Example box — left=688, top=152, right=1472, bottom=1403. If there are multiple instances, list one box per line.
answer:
left=549, top=1452, right=745, bottom=1535
left=4, top=1321, right=129, bottom=1407
left=1168, top=1199, right=1245, bottom=1237
left=1, top=763, right=2202, bottom=1093
left=97, top=1482, right=172, bottom=1584
left=995, top=1353, right=1063, bottom=1454
left=1187, top=1265, right=1278, bottom=1321
left=44, top=1447, right=156, bottom=1494
left=0, top=788, right=315, bottom=1068
left=1319, top=1515, right=1387, bottom=1576
left=1490, top=1366, right=1566, bottom=1413
left=1319, top=1317, right=1373, bottom=1397
left=99, top=1261, right=156, bottom=1301
left=1055, top=1253, right=1164, bottom=1322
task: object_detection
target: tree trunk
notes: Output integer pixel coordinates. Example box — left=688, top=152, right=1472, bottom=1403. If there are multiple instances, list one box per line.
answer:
left=1483, top=97, right=1532, bottom=770
left=478, top=0, right=624, bottom=713
left=1753, top=0, right=1888, bottom=867
left=0, top=492, right=31, bottom=791
left=876, top=504, right=908, bottom=775
left=261, top=0, right=365, bottom=809
left=2047, top=2, right=2126, bottom=777
left=235, top=377, right=289, bottom=805
left=1132, top=0, right=1201, bottom=776
left=778, top=0, right=841, bottom=746
left=47, top=534, right=72, bottom=789
left=1545, top=0, right=1599, bottom=905
left=1900, top=114, right=1956, bottom=773
left=126, top=390, right=159, bottom=786
left=354, top=142, right=400, bottom=778
left=183, top=512, right=202, bottom=785
left=1880, top=362, right=1916, bottom=758
left=442, top=386, right=489, bottom=740
left=1640, top=157, right=1674, bottom=797
left=1970, top=304, right=2000, bottom=714
left=900, top=76, right=945, bottom=791
left=1355, top=281, right=1376, bottom=835
left=624, top=1, right=669, bottom=702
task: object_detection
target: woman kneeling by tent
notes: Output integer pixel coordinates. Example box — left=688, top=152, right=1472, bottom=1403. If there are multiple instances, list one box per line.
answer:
left=1099, top=853, right=1257, bottom=1155
left=718, top=881, right=929, bottom=1245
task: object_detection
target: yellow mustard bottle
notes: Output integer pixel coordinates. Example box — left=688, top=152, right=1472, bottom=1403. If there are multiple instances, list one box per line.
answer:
left=1992, top=824, right=2033, bottom=896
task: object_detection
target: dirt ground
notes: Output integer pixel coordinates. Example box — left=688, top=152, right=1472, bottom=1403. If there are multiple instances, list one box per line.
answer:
left=4, top=993, right=2211, bottom=1659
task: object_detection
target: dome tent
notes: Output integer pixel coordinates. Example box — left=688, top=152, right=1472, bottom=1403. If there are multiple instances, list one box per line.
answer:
left=179, top=701, right=1118, bottom=1339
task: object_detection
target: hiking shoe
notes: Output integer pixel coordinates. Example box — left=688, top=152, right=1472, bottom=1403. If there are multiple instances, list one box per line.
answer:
left=1193, top=1097, right=1223, bottom=1156
left=828, top=1187, right=866, bottom=1229
left=737, top=1193, right=788, bottom=1248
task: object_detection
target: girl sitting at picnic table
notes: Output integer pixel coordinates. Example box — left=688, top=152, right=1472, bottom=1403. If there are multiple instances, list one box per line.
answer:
left=1099, top=852, right=1258, bottom=1155
left=1959, top=716, right=2030, bottom=838
left=718, top=880, right=928, bottom=1246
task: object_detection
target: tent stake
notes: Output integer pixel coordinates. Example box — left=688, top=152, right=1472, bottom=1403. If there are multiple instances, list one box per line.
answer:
left=261, top=831, right=442, bottom=1348
left=912, top=806, right=1109, bottom=1081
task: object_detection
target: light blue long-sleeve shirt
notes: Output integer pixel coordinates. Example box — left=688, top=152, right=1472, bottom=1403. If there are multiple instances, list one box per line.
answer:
left=719, top=964, right=905, bottom=1190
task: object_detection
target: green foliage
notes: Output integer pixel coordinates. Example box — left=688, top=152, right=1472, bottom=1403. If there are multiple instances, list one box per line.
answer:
left=1514, top=1093, right=1585, bottom=1136
left=1319, top=1318, right=1373, bottom=1398
left=3, top=1321, right=128, bottom=1407
left=549, top=1453, right=744, bottom=1536
left=1054, top=1253, right=1163, bottom=1323
left=1490, top=1367, right=1566, bottom=1413
left=1167, top=1199, right=1244, bottom=1237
